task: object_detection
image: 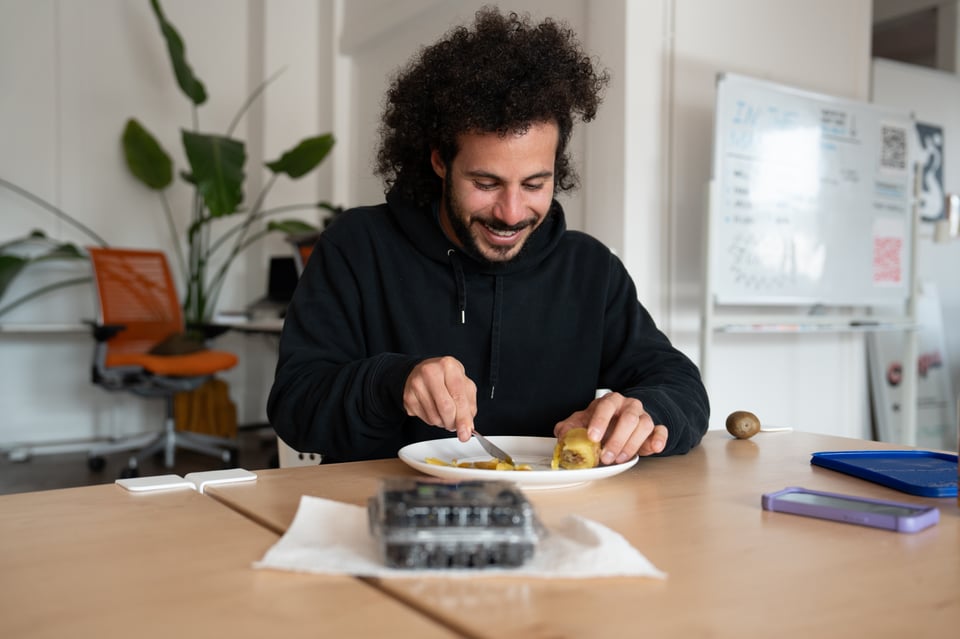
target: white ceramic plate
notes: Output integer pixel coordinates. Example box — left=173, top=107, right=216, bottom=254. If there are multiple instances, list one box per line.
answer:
left=397, top=436, right=639, bottom=490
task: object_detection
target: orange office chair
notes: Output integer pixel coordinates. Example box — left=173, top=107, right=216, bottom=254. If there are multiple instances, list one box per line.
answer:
left=85, top=247, right=239, bottom=478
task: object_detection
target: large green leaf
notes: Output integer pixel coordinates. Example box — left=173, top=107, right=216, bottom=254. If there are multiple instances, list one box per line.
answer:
left=149, top=0, right=207, bottom=105
left=0, top=255, right=28, bottom=300
left=122, top=119, right=173, bottom=190
left=0, top=229, right=50, bottom=253
left=266, top=134, right=335, bottom=179
left=181, top=130, right=246, bottom=217
left=0, top=239, right=87, bottom=301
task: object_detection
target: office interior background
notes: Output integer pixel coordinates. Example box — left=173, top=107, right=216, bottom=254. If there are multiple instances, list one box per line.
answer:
left=1, top=0, right=958, bottom=462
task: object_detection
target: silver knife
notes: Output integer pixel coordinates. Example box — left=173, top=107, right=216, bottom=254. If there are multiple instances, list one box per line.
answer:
left=472, top=430, right=515, bottom=466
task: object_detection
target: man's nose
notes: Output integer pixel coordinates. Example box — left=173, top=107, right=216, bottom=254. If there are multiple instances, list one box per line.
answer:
left=492, top=187, right=525, bottom=226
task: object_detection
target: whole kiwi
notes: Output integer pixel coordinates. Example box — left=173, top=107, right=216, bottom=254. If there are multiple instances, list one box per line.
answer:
left=725, top=410, right=761, bottom=439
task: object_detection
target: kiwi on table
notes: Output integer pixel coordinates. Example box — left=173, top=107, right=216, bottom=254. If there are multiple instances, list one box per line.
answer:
left=725, top=410, right=761, bottom=439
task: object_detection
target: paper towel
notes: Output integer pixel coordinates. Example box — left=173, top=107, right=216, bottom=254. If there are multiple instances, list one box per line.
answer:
left=254, top=495, right=666, bottom=579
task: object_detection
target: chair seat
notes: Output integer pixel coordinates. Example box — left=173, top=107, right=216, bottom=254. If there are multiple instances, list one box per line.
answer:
left=106, top=350, right=238, bottom=377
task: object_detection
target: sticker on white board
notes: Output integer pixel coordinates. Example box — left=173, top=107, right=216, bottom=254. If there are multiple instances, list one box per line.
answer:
left=872, top=217, right=905, bottom=286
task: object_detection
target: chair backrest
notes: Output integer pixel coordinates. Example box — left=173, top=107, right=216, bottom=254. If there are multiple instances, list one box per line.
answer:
left=87, top=247, right=183, bottom=358
left=296, top=244, right=314, bottom=274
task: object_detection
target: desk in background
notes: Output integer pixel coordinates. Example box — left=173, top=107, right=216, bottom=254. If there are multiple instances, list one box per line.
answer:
left=0, top=483, right=457, bottom=638
left=213, top=313, right=284, bottom=335
left=212, top=313, right=322, bottom=468
left=206, top=431, right=960, bottom=638
left=0, top=323, right=89, bottom=334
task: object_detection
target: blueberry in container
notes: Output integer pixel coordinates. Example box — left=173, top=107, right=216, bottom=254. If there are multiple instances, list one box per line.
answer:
left=367, top=477, right=543, bottom=569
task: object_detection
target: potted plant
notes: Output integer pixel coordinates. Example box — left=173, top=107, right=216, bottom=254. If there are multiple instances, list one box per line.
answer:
left=0, top=231, right=90, bottom=320
left=0, top=180, right=106, bottom=320
left=1, top=0, right=339, bottom=327
left=124, top=0, right=338, bottom=328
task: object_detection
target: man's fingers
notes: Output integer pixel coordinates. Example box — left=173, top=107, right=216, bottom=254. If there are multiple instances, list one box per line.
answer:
left=641, top=424, right=669, bottom=455
left=405, top=380, right=446, bottom=429
left=585, top=392, right=623, bottom=442
left=554, top=394, right=669, bottom=464
left=553, top=412, right=588, bottom=439
left=452, top=377, right=477, bottom=441
left=600, top=405, right=652, bottom=464
left=403, top=357, right=476, bottom=434
left=638, top=424, right=669, bottom=456
left=425, top=359, right=460, bottom=428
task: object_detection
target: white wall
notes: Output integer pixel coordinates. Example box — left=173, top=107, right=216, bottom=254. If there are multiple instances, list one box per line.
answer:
left=583, top=1, right=671, bottom=323
left=2, top=0, right=921, bottom=450
left=0, top=0, right=334, bottom=448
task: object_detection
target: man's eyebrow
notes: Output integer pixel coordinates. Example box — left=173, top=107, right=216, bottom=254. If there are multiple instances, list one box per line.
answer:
left=464, top=169, right=553, bottom=181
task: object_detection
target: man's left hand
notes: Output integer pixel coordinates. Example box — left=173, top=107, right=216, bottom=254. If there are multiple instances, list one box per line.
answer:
left=554, top=392, right=667, bottom=464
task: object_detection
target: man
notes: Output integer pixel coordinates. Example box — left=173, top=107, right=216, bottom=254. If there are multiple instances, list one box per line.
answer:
left=268, top=8, right=709, bottom=463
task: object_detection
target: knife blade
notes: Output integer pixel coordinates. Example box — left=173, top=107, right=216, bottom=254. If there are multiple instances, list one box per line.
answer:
left=472, top=430, right=515, bottom=466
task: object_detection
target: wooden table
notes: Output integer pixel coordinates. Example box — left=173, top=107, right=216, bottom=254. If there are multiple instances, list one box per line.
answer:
left=0, top=484, right=458, bottom=638
left=206, top=431, right=960, bottom=638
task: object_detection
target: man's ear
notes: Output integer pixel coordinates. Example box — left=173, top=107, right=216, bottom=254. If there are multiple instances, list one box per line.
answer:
left=430, top=149, right=446, bottom=178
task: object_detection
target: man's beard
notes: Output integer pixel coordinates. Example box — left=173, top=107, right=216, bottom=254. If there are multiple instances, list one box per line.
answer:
left=443, top=174, right=541, bottom=266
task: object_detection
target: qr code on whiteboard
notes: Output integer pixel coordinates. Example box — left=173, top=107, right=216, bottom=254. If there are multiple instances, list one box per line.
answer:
left=880, top=125, right=907, bottom=171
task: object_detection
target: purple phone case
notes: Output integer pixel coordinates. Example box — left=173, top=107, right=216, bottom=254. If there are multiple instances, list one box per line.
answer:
left=761, top=486, right=939, bottom=533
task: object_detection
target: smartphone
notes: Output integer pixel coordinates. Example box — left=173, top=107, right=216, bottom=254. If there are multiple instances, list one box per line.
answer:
left=761, top=486, right=939, bottom=533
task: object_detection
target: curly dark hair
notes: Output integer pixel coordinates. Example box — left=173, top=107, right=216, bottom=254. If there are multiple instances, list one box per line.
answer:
left=375, top=7, right=610, bottom=206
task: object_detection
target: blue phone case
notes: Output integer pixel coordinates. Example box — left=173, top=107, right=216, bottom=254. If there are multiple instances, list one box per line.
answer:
left=810, top=450, right=958, bottom=497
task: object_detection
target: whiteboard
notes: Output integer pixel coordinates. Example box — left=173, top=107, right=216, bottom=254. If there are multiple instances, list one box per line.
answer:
left=709, top=73, right=916, bottom=306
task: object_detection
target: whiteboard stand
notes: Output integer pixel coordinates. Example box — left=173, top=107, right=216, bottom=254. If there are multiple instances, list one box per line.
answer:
left=900, top=163, right=922, bottom=446
left=699, top=73, right=921, bottom=444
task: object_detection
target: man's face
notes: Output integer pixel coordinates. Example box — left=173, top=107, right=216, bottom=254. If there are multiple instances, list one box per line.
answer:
left=431, top=121, right=558, bottom=264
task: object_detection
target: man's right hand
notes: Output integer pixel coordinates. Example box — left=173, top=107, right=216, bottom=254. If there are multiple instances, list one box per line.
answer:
left=402, top=356, right=477, bottom=441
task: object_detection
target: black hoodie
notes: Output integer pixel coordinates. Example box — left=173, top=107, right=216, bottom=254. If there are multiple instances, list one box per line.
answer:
left=267, top=189, right=709, bottom=462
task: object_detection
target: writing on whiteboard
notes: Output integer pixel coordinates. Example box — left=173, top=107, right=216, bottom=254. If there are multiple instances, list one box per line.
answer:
left=710, top=74, right=914, bottom=305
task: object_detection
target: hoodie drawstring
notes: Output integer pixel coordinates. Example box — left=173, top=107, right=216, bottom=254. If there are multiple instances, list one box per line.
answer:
left=447, top=249, right=466, bottom=324
left=488, top=275, right=503, bottom=399
left=446, top=249, right=502, bottom=400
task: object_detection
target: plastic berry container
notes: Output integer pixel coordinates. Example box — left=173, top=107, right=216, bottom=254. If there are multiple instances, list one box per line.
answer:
left=367, top=477, right=542, bottom=569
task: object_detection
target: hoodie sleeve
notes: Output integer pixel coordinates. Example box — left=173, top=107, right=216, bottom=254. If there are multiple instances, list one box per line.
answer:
left=267, top=234, right=418, bottom=462
left=599, top=254, right=710, bottom=455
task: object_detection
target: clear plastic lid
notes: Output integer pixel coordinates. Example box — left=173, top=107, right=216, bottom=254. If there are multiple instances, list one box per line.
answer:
left=367, top=477, right=543, bottom=569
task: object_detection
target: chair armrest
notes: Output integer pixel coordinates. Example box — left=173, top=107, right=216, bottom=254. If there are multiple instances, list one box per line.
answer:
left=84, top=319, right=126, bottom=342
